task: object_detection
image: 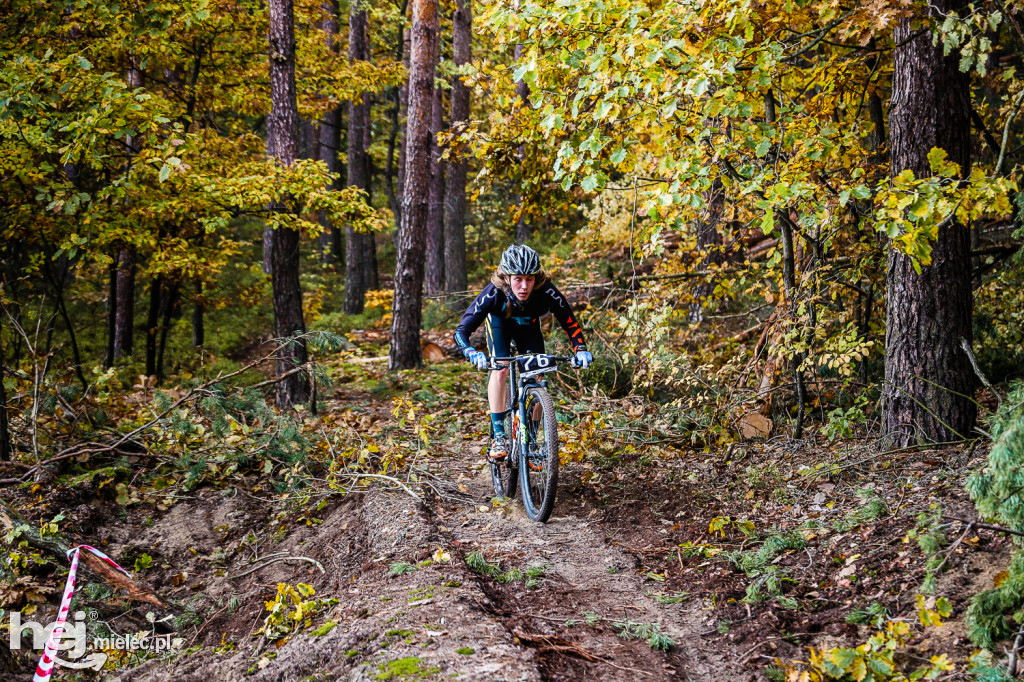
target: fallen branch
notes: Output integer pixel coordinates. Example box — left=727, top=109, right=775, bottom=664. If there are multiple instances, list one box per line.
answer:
left=0, top=333, right=322, bottom=486
left=330, top=472, right=422, bottom=500
left=944, top=515, right=1024, bottom=539
left=246, top=362, right=313, bottom=391
left=512, top=629, right=653, bottom=677
left=1008, top=628, right=1024, bottom=678
left=710, top=320, right=770, bottom=352
left=736, top=633, right=812, bottom=664
left=961, top=337, right=1003, bottom=408
left=229, top=555, right=326, bottom=580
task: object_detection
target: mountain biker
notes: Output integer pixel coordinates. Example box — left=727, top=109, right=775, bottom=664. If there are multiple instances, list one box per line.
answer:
left=454, top=244, right=592, bottom=463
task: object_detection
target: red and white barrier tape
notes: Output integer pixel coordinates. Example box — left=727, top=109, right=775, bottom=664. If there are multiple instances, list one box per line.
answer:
left=33, top=545, right=129, bottom=682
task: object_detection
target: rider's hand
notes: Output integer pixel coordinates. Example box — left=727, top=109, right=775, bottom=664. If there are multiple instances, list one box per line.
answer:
left=572, top=349, right=593, bottom=369
left=465, top=348, right=488, bottom=370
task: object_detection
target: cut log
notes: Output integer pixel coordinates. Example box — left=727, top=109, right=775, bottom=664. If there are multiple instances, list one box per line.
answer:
left=421, top=341, right=446, bottom=362
left=738, top=412, right=773, bottom=439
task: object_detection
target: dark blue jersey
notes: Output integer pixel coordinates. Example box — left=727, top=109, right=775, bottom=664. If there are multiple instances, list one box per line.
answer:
left=454, top=282, right=587, bottom=353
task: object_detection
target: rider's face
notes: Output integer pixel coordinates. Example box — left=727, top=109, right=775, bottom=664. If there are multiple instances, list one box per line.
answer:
left=510, top=274, right=535, bottom=301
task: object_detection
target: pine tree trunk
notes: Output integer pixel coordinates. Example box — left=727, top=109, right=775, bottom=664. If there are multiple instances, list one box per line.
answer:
left=363, top=96, right=379, bottom=291
left=114, top=248, right=135, bottom=358
left=192, top=280, right=204, bottom=349
left=385, top=14, right=407, bottom=229
left=156, top=283, right=179, bottom=382
left=396, top=28, right=411, bottom=245
left=424, top=80, right=446, bottom=296
left=114, top=61, right=142, bottom=362
left=443, top=0, right=470, bottom=295
left=0, top=306, right=9, bottom=461
left=344, top=1, right=371, bottom=314
left=145, top=276, right=161, bottom=378
left=513, top=41, right=531, bottom=244
left=390, top=0, right=438, bottom=370
left=268, top=0, right=309, bottom=407
left=103, top=259, right=117, bottom=368
left=262, top=228, right=273, bottom=275
left=318, top=101, right=343, bottom=264
left=883, top=0, right=975, bottom=445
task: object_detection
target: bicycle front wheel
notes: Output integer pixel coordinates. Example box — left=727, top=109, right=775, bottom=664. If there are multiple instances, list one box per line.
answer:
left=519, top=386, right=559, bottom=522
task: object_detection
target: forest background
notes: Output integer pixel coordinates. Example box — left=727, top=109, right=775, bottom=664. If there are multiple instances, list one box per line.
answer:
left=4, top=0, right=1024, bottom=679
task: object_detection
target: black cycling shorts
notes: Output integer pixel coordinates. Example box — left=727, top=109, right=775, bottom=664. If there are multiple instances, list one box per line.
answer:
left=484, top=313, right=545, bottom=357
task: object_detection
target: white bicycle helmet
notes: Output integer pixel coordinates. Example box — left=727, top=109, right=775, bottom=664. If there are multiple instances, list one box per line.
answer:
left=500, top=244, right=541, bottom=275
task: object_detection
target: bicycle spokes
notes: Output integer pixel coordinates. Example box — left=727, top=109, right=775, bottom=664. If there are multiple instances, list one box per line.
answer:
left=519, top=387, right=559, bottom=522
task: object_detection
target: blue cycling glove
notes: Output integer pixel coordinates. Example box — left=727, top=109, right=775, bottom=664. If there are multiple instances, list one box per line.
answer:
left=572, top=349, right=593, bottom=369
left=464, top=347, right=488, bottom=370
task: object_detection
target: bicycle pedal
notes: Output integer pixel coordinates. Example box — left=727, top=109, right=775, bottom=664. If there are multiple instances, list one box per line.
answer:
left=528, top=461, right=544, bottom=472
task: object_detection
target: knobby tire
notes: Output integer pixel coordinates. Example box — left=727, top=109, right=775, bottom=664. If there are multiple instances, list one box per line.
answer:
left=490, top=380, right=518, bottom=499
left=519, top=386, right=558, bottom=522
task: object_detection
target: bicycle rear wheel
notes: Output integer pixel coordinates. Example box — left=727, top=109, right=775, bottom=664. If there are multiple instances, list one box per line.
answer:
left=489, top=390, right=518, bottom=499
left=519, top=386, right=558, bottom=522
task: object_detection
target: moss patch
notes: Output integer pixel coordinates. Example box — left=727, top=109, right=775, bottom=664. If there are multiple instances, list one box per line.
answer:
left=373, top=656, right=440, bottom=680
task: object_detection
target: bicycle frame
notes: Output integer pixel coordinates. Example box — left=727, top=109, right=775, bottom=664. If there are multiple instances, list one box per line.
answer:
left=487, top=353, right=570, bottom=461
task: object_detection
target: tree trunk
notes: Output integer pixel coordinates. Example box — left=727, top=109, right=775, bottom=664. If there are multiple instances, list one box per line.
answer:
left=344, top=1, right=371, bottom=314
left=386, top=84, right=403, bottom=226
left=315, top=106, right=344, bottom=262
left=363, top=95, right=379, bottom=291
left=262, top=227, right=274, bottom=275
left=688, top=177, right=724, bottom=323
left=424, top=78, right=446, bottom=296
left=513, top=41, right=531, bottom=244
left=192, top=280, right=204, bottom=349
left=0, top=304, right=9, bottom=461
left=112, top=61, right=141, bottom=363
left=318, top=106, right=345, bottom=265
left=46, top=260, right=88, bottom=391
left=396, top=28, right=411, bottom=246
left=766, top=89, right=806, bottom=438
left=114, top=248, right=135, bottom=358
left=883, top=0, right=975, bottom=445
left=155, top=283, right=179, bottom=382
left=317, top=23, right=344, bottom=274
left=390, top=0, right=438, bottom=370
left=145, top=276, right=161, bottom=378
left=268, top=0, right=310, bottom=407
left=103, top=259, right=117, bottom=368
left=385, top=12, right=407, bottom=229
left=443, top=0, right=471, bottom=295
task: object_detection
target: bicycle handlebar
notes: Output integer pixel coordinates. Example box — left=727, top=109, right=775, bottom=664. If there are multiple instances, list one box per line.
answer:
left=482, top=353, right=577, bottom=371
left=487, top=355, right=573, bottom=362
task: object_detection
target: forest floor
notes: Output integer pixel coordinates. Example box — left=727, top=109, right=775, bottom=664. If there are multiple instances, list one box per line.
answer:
left=2, top=339, right=1008, bottom=681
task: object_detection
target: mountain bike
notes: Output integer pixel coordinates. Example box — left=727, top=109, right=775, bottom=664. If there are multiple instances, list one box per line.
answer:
left=484, top=352, right=576, bottom=523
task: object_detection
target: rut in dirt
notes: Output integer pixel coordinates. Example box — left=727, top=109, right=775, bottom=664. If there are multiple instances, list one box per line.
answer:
left=422, top=439, right=756, bottom=681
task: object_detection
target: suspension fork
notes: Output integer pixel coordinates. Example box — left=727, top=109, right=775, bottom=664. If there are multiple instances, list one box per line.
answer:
left=506, top=360, right=522, bottom=457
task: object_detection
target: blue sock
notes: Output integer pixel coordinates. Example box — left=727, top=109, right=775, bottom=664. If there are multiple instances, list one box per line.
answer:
left=491, top=412, right=507, bottom=438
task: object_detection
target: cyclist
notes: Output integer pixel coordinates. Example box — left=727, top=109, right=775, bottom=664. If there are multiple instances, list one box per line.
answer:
left=454, top=244, right=592, bottom=462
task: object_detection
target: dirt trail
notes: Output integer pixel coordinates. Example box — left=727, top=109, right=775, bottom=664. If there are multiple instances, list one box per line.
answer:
left=101, top=428, right=756, bottom=681
left=422, top=440, right=749, bottom=681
